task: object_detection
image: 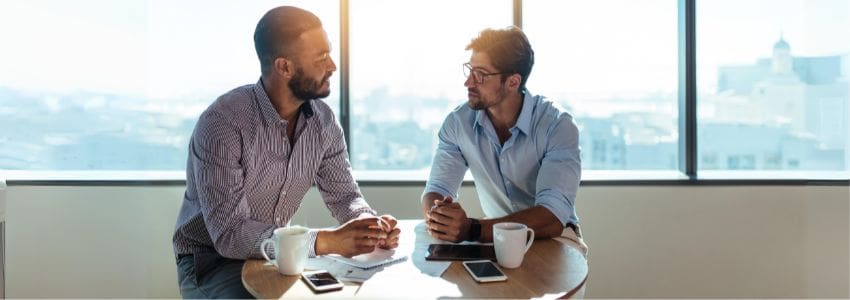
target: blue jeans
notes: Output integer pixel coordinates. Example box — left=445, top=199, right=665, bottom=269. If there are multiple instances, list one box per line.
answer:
left=176, top=251, right=254, bottom=299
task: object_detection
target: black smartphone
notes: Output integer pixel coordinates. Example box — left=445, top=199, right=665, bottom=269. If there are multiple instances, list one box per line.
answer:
left=425, top=244, right=497, bottom=261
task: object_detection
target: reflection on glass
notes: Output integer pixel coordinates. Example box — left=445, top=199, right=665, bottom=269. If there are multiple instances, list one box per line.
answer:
left=524, top=0, right=679, bottom=170
left=0, top=1, right=340, bottom=170
left=349, top=0, right=511, bottom=171
left=698, top=0, right=850, bottom=171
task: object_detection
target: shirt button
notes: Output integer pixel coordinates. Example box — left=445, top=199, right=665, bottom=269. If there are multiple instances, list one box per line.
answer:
left=282, top=191, right=287, bottom=196
left=275, top=217, right=281, bottom=223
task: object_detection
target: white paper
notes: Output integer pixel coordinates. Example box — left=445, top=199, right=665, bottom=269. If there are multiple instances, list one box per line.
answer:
left=327, top=248, right=407, bottom=269
left=304, top=221, right=461, bottom=283
left=305, top=256, right=381, bottom=283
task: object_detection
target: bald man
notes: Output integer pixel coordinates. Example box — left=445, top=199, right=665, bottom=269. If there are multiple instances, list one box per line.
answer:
left=172, top=6, right=400, bottom=298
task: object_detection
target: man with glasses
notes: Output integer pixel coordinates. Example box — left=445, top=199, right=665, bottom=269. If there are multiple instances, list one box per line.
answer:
left=173, top=6, right=400, bottom=298
left=422, top=26, right=586, bottom=252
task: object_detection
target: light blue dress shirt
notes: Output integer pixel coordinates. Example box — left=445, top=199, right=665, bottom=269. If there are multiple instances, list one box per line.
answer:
left=424, top=90, right=581, bottom=227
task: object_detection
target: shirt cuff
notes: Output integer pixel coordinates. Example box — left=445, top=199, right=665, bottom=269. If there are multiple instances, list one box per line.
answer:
left=423, top=183, right=456, bottom=200
left=252, top=226, right=277, bottom=259
left=358, top=211, right=378, bottom=218
left=535, top=190, right=576, bottom=227
left=307, top=229, right=320, bottom=258
left=348, top=207, right=377, bottom=221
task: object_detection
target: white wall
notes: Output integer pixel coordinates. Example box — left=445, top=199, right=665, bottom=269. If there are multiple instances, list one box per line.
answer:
left=577, top=186, right=849, bottom=298
left=5, top=185, right=182, bottom=299
left=2, top=183, right=848, bottom=298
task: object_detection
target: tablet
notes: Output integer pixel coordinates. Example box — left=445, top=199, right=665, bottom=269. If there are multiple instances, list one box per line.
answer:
left=425, top=244, right=497, bottom=261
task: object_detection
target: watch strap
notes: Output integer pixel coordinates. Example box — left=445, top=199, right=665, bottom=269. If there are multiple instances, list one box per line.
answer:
left=466, top=218, right=481, bottom=242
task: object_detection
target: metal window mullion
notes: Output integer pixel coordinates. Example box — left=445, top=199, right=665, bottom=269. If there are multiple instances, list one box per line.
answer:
left=513, top=0, right=522, bottom=28
left=678, top=0, right=697, bottom=179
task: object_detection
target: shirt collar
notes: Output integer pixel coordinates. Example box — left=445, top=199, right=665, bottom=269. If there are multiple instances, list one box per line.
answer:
left=254, top=78, right=283, bottom=125
left=474, top=107, right=486, bottom=129
left=473, top=89, right=535, bottom=136
left=514, top=90, right=535, bottom=135
left=253, top=78, right=315, bottom=125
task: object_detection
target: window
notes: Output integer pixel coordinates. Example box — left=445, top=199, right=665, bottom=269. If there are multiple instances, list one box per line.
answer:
left=523, top=0, right=679, bottom=170
left=0, top=0, right=340, bottom=170
left=348, top=0, right=511, bottom=171
left=698, top=0, right=850, bottom=173
left=2, top=0, right=847, bottom=181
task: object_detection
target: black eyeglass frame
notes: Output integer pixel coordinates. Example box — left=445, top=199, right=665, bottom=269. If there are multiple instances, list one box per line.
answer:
left=463, top=63, right=511, bottom=84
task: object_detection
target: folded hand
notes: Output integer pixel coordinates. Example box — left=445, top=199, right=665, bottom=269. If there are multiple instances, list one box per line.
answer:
left=378, top=214, right=400, bottom=249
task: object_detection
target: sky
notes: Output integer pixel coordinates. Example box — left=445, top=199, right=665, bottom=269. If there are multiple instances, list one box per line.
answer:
left=0, top=0, right=338, bottom=101
left=348, top=0, right=511, bottom=101
left=0, top=0, right=848, bottom=101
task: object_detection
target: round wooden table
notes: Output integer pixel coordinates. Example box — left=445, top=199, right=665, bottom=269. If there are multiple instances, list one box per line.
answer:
left=243, top=220, right=588, bottom=299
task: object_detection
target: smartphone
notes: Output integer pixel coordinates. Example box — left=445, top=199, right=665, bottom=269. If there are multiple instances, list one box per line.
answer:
left=462, top=260, right=507, bottom=282
left=426, top=244, right=497, bottom=261
left=301, top=270, right=344, bottom=292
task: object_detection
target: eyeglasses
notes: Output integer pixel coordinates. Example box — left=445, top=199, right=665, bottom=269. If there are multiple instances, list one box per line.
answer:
left=463, top=63, right=509, bottom=84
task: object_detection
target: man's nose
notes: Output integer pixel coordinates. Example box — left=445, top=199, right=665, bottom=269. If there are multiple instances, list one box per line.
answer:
left=464, top=74, right=476, bottom=88
left=328, top=58, right=337, bottom=73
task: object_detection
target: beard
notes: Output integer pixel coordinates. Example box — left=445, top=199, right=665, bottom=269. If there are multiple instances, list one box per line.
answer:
left=289, top=67, right=330, bottom=101
left=468, top=97, right=485, bottom=111
left=467, top=86, right=507, bottom=111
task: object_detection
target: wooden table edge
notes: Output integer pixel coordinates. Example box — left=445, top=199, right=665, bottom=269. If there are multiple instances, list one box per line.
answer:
left=241, top=264, right=264, bottom=299
left=562, top=272, right=589, bottom=299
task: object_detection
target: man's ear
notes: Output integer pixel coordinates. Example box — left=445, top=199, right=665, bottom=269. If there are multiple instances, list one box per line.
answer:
left=508, top=74, right=521, bottom=90
left=274, top=57, right=292, bottom=78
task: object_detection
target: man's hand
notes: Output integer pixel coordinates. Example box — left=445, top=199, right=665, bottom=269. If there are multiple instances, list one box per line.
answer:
left=378, top=214, right=400, bottom=249
left=427, top=197, right=471, bottom=242
left=423, top=194, right=452, bottom=227
left=316, top=216, right=388, bottom=257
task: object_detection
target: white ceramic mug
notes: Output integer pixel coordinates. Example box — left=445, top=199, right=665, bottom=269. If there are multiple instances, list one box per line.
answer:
left=260, top=226, right=309, bottom=275
left=493, top=222, right=535, bottom=269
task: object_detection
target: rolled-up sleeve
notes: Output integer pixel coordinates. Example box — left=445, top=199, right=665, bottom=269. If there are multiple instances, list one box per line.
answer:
left=424, top=114, right=469, bottom=200
left=534, top=115, right=581, bottom=227
left=191, top=111, right=275, bottom=259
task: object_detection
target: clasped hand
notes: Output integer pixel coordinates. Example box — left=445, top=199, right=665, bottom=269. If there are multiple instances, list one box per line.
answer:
left=329, top=215, right=400, bottom=257
left=426, top=196, right=470, bottom=242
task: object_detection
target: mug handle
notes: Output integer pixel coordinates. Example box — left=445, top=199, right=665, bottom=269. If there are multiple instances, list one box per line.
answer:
left=523, top=228, right=535, bottom=253
left=260, top=239, right=276, bottom=266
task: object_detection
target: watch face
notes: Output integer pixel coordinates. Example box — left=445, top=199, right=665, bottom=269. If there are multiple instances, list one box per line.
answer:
left=468, top=219, right=481, bottom=241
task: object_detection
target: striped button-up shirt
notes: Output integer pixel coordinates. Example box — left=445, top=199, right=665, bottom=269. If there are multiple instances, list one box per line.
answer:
left=173, top=79, right=375, bottom=259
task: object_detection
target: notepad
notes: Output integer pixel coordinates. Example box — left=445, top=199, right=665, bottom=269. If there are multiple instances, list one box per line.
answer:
left=327, top=248, right=408, bottom=269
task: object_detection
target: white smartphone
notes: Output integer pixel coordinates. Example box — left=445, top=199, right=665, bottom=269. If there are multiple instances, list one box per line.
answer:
left=462, top=260, right=508, bottom=282
left=301, top=270, right=344, bottom=292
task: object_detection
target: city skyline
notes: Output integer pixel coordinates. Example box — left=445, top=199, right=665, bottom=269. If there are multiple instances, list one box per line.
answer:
left=0, top=0, right=847, bottom=172
left=1, top=37, right=845, bottom=171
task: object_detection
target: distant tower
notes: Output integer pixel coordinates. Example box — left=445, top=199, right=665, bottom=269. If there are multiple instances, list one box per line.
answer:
left=772, top=34, right=793, bottom=75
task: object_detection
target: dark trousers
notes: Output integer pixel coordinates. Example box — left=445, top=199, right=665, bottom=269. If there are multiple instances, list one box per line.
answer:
left=176, top=251, right=254, bottom=299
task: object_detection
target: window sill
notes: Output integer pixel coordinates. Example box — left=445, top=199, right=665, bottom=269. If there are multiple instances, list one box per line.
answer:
left=2, top=170, right=847, bottom=186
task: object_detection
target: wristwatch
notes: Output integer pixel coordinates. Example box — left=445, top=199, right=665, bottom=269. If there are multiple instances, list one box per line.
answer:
left=466, top=218, right=481, bottom=242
